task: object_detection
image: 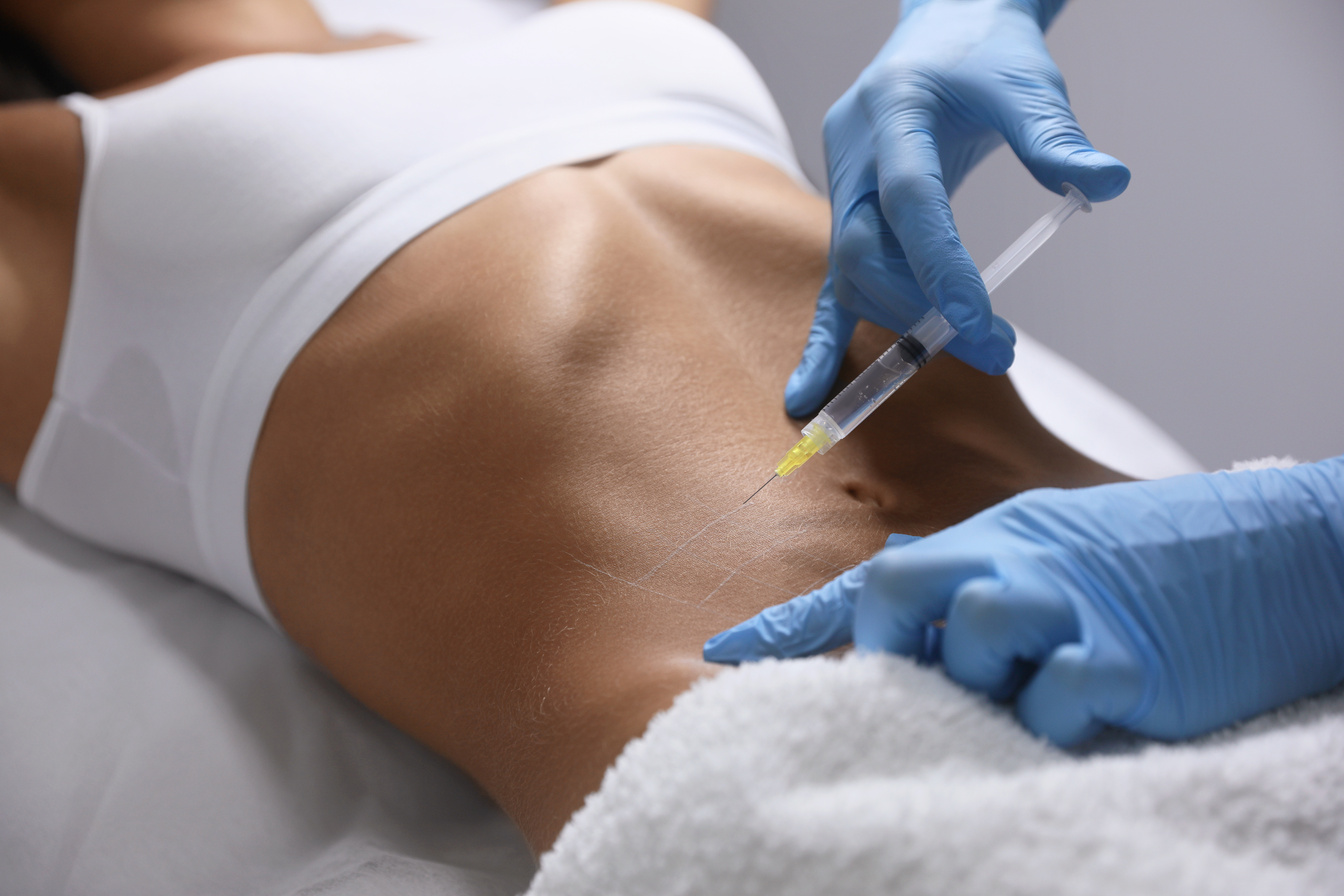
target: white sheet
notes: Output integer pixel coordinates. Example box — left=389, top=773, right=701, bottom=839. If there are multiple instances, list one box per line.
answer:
left=1008, top=331, right=1201, bottom=480
left=0, top=490, right=535, bottom=896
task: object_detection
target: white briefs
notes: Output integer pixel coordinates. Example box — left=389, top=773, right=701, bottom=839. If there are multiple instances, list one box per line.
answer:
left=16, top=1, right=805, bottom=625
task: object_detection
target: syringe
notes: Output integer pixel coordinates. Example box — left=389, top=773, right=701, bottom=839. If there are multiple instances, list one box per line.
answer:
left=744, top=184, right=1092, bottom=503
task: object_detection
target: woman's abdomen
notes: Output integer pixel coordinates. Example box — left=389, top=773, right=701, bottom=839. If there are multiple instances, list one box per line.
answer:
left=245, top=145, right=1122, bottom=851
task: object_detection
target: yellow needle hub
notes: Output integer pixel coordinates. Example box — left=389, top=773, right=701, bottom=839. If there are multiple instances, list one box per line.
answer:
left=775, top=430, right=825, bottom=477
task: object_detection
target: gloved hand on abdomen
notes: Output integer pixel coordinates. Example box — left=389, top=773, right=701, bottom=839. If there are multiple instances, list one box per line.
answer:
left=707, top=458, right=1344, bottom=746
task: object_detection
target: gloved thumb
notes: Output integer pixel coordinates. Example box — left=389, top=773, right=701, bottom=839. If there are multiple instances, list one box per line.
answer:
left=999, top=86, right=1130, bottom=203
left=785, top=273, right=858, bottom=418
left=1044, top=147, right=1130, bottom=205
left=703, top=559, right=873, bottom=663
left=702, top=536, right=920, bottom=664
left=1014, top=643, right=1110, bottom=746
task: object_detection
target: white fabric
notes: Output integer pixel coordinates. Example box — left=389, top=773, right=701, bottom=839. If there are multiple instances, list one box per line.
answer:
left=17, top=0, right=804, bottom=625
left=1232, top=455, right=1301, bottom=472
left=0, top=488, right=536, bottom=896
left=528, top=652, right=1344, bottom=896
left=1008, top=331, right=1203, bottom=479
left=311, top=0, right=544, bottom=40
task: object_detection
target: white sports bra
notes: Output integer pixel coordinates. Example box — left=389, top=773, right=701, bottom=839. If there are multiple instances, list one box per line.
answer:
left=17, top=1, right=806, bottom=625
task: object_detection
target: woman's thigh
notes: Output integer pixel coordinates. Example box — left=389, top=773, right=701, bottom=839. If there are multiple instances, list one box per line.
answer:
left=0, top=100, right=82, bottom=487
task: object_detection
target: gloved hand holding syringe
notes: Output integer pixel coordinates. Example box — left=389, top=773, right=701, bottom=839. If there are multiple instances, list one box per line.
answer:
left=744, top=184, right=1092, bottom=504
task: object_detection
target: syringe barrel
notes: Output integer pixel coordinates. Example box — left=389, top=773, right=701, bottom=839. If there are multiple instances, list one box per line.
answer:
left=793, top=187, right=1089, bottom=464
left=815, top=309, right=958, bottom=441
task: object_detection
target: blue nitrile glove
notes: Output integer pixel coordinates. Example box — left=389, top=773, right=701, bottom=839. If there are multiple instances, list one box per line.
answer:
left=704, top=534, right=920, bottom=661
left=787, top=0, right=1131, bottom=417
left=707, top=458, right=1344, bottom=747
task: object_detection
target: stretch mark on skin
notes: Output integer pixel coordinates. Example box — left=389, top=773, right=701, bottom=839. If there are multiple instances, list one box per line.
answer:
left=633, top=500, right=756, bottom=585
left=567, top=545, right=811, bottom=612
left=565, top=553, right=697, bottom=607
left=683, top=496, right=848, bottom=592
left=695, top=531, right=806, bottom=608
left=565, top=552, right=743, bottom=623
left=569, top=495, right=855, bottom=610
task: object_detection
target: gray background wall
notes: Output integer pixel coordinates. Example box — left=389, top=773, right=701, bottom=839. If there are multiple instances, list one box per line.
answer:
left=717, top=0, right=1344, bottom=470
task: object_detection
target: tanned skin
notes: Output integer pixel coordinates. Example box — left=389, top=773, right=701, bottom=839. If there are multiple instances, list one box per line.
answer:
left=0, top=0, right=1125, bottom=854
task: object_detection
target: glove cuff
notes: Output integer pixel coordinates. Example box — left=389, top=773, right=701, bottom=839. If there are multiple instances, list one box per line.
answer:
left=1003, top=0, right=1066, bottom=30
left=1292, top=454, right=1344, bottom=562
left=900, top=0, right=1065, bottom=31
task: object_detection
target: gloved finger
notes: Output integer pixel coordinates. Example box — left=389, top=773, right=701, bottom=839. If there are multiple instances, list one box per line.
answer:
left=881, top=531, right=942, bottom=662
left=854, top=546, right=996, bottom=656
left=941, top=576, right=1078, bottom=701
left=885, top=532, right=920, bottom=549
left=820, top=86, right=875, bottom=210
left=1014, top=642, right=1144, bottom=747
left=944, top=313, right=1017, bottom=376
left=785, top=273, right=860, bottom=418
left=702, top=560, right=871, bottom=664
left=866, top=107, right=993, bottom=345
left=831, top=192, right=923, bottom=331
left=833, top=182, right=1018, bottom=375
left=993, top=72, right=1130, bottom=203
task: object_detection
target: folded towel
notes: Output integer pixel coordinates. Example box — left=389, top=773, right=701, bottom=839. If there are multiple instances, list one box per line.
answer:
left=528, top=652, right=1344, bottom=895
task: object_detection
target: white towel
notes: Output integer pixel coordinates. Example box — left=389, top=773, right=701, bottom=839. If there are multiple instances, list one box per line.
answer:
left=528, top=652, right=1344, bottom=895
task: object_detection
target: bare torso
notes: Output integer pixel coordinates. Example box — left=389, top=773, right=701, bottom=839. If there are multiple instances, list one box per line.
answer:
left=0, top=1, right=1124, bottom=855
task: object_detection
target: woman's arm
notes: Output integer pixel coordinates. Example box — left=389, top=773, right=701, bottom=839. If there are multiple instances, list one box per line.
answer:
left=0, top=101, right=82, bottom=488
left=0, top=0, right=335, bottom=91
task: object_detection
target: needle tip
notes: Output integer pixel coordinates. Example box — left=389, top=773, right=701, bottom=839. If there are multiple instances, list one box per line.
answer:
left=742, top=474, right=778, bottom=505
